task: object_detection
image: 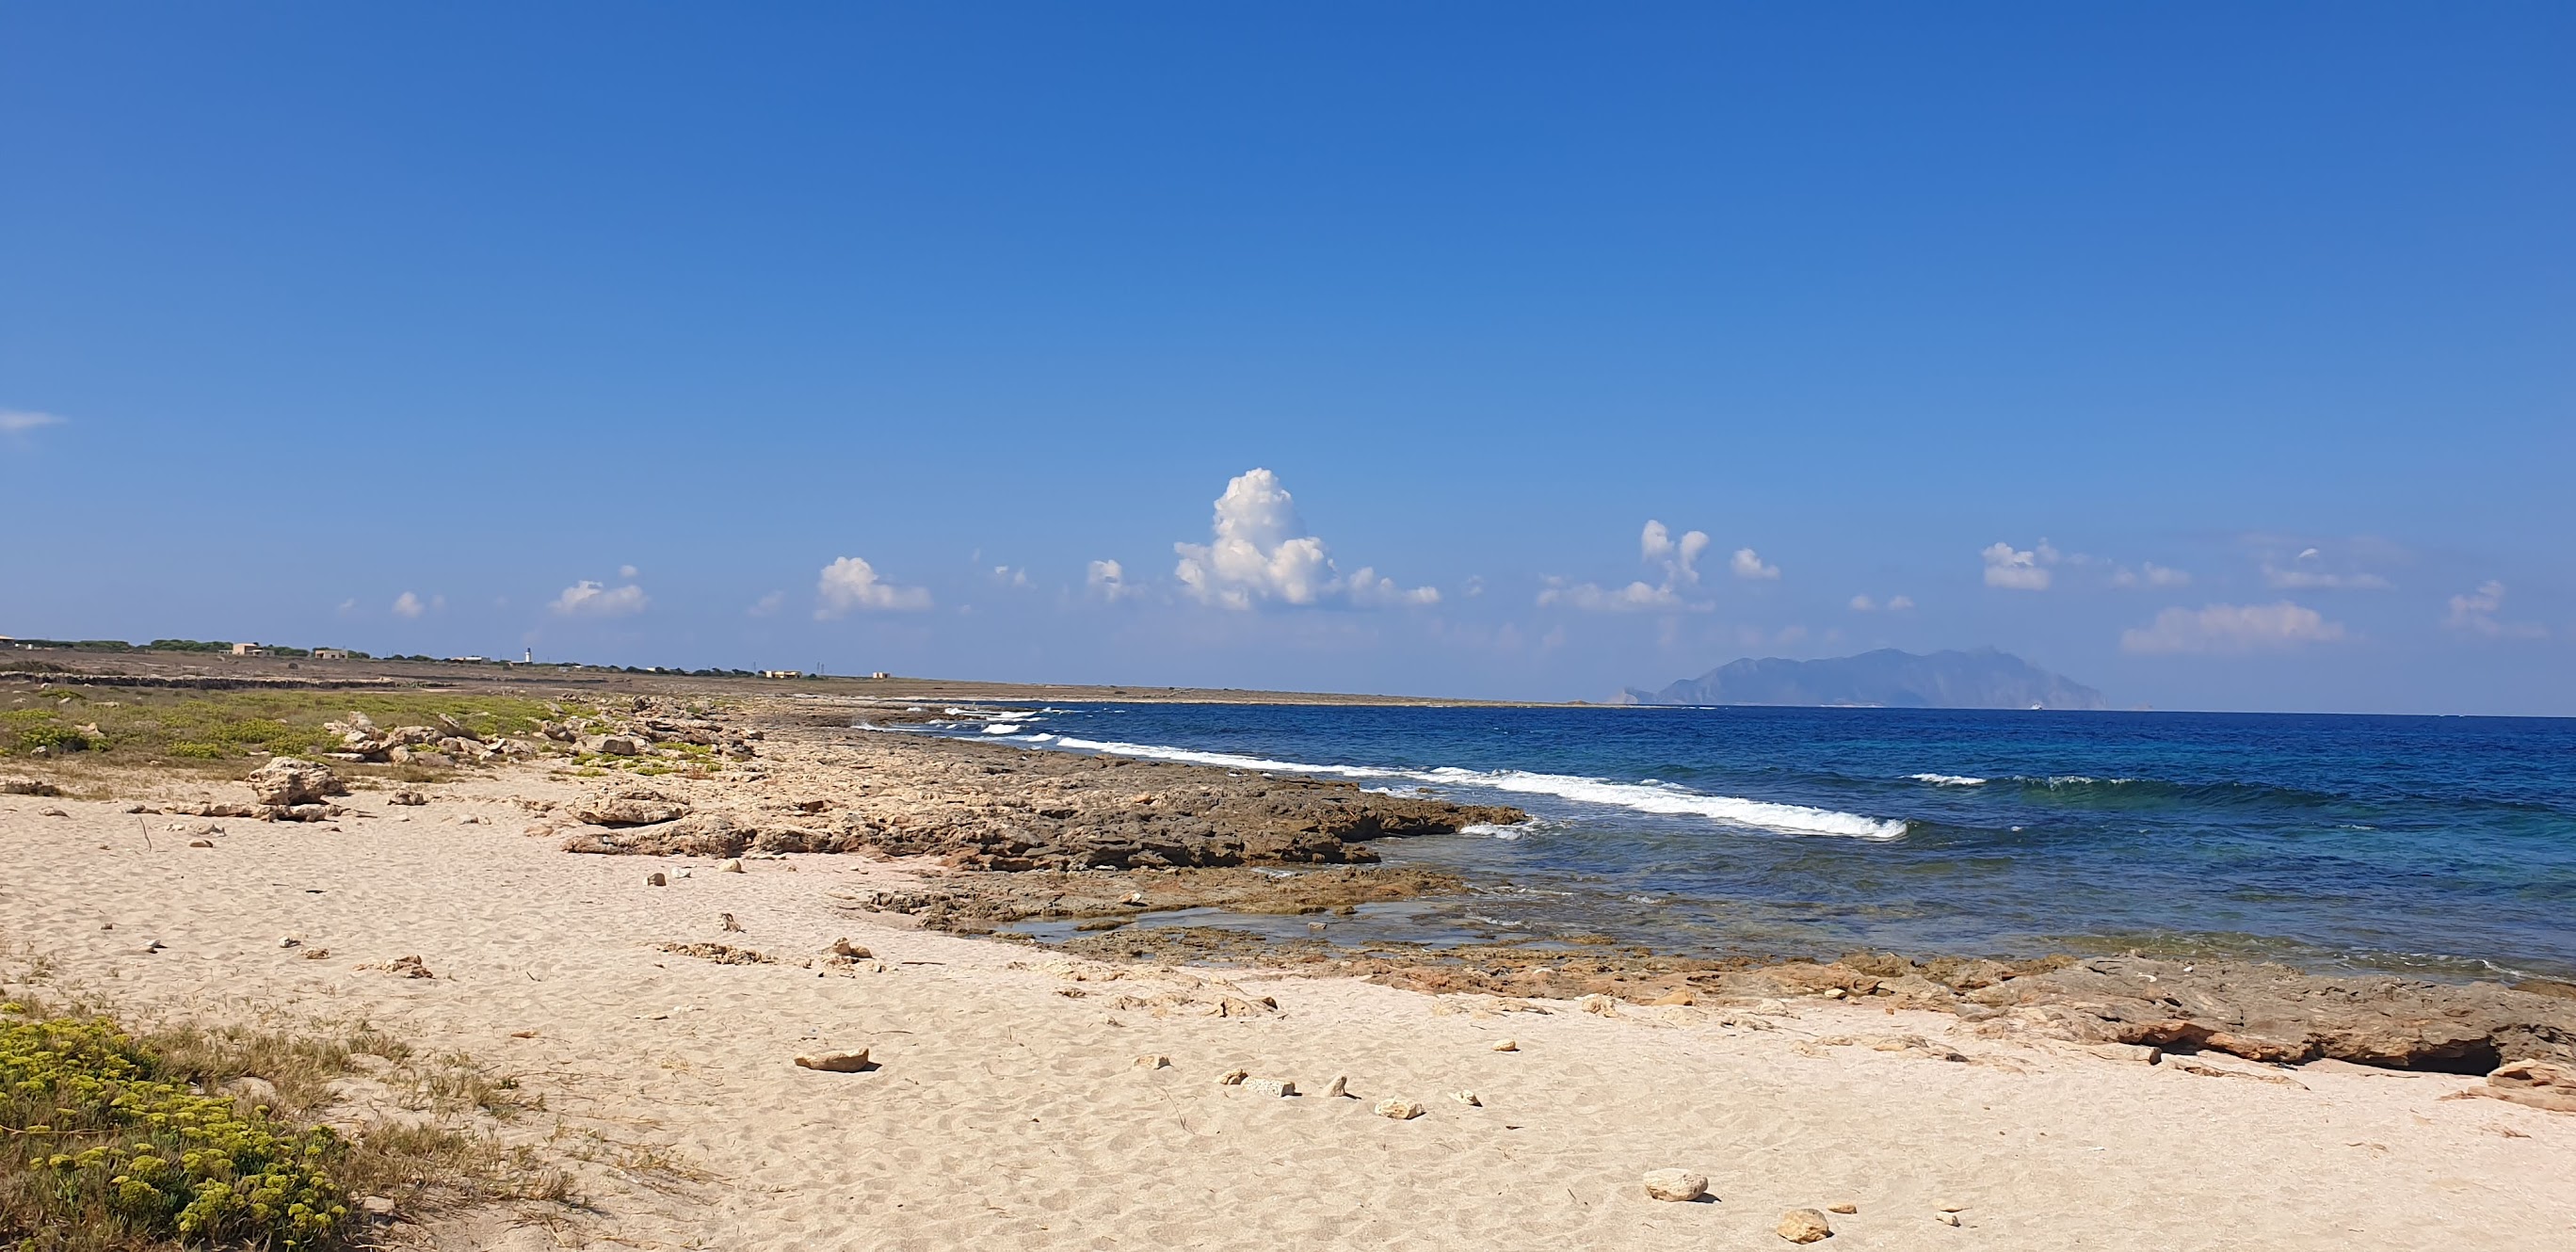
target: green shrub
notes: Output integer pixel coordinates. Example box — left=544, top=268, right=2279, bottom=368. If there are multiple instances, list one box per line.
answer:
left=1, top=1009, right=352, bottom=1248
left=0, top=710, right=89, bottom=756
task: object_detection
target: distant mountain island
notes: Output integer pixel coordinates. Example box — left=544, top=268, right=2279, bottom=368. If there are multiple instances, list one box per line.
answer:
left=1617, top=648, right=2108, bottom=710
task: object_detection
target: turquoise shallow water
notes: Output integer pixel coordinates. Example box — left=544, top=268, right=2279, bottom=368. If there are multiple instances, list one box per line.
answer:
left=901, top=704, right=2576, bottom=982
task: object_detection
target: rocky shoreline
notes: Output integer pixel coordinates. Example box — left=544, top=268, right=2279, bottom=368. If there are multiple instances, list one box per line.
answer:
left=510, top=694, right=2576, bottom=1083
left=21, top=683, right=2576, bottom=1093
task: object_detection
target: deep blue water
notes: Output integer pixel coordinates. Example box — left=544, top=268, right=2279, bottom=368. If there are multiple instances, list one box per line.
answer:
left=896, top=704, right=2576, bottom=981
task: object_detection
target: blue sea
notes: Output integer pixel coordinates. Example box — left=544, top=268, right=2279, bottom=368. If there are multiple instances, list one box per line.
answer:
left=895, top=704, right=2576, bottom=983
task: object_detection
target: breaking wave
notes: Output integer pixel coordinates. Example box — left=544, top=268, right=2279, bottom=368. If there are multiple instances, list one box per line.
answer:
left=1005, top=735, right=1908, bottom=839
left=1908, top=773, right=1988, bottom=786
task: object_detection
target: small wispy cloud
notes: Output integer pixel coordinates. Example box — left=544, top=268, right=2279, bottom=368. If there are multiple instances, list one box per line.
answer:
left=1538, top=577, right=1691, bottom=612
left=1849, top=593, right=1915, bottom=612
left=1087, top=559, right=1139, bottom=602
left=392, top=591, right=427, bottom=618
left=0, top=409, right=68, bottom=435
left=552, top=580, right=649, bottom=618
left=990, top=565, right=1031, bottom=588
left=2120, top=602, right=2346, bottom=655
left=2444, top=581, right=2546, bottom=639
left=2111, top=563, right=2191, bottom=588
left=1729, top=548, right=1780, bottom=581
left=815, top=555, right=931, bottom=617
left=746, top=590, right=785, bottom=617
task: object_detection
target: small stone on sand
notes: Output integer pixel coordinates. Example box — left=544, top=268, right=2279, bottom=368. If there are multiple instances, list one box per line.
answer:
left=1580, top=994, right=1618, bottom=1016
left=1245, top=1078, right=1296, bottom=1098
left=1642, top=1168, right=1708, bottom=1202
left=719, top=858, right=745, bottom=874
left=1650, top=989, right=1695, bottom=1006
left=1375, top=1098, right=1425, bottom=1120
left=1449, top=1089, right=1481, bottom=1106
left=647, top=872, right=668, bottom=887
left=1827, top=1202, right=1858, bottom=1214
left=1936, top=1201, right=1968, bottom=1212
left=187, top=840, right=215, bottom=848
left=795, top=1049, right=872, bottom=1072
left=1491, top=1039, right=1519, bottom=1051
left=1776, top=1209, right=1833, bottom=1243
left=1217, top=1068, right=1248, bottom=1085
left=1322, top=1075, right=1347, bottom=1098
left=1934, top=1212, right=1962, bottom=1227
left=829, top=938, right=873, bottom=959
left=1135, top=1054, right=1170, bottom=1069
left=720, top=913, right=744, bottom=932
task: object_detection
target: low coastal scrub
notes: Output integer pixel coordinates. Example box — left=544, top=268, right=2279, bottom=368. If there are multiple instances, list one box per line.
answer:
left=1, top=997, right=572, bottom=1250
left=0, top=687, right=583, bottom=783
left=1, top=1007, right=348, bottom=1249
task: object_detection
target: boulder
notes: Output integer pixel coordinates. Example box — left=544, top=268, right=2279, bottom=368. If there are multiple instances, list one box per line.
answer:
left=572, top=788, right=690, bottom=827
left=579, top=734, right=641, bottom=757
left=1642, top=1169, right=1708, bottom=1202
left=2484, top=1059, right=2576, bottom=1113
left=246, top=757, right=343, bottom=807
left=1777, top=1209, right=1833, bottom=1243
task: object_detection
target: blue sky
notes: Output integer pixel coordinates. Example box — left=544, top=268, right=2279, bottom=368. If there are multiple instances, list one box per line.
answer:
left=4, top=4, right=2570, bottom=714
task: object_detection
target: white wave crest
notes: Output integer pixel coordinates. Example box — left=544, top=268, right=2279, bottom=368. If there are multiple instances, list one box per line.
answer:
left=993, top=733, right=1908, bottom=840
left=1459, top=822, right=1529, bottom=841
left=1412, top=767, right=1908, bottom=839
left=1044, top=736, right=1389, bottom=778
left=1908, top=773, right=1988, bottom=786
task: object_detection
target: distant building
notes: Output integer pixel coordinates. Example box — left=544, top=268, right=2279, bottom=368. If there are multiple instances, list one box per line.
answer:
left=313, top=648, right=352, bottom=660
left=870, top=671, right=891, bottom=680
left=760, top=669, right=803, bottom=680
left=446, top=655, right=488, bottom=664
left=231, top=642, right=267, bottom=656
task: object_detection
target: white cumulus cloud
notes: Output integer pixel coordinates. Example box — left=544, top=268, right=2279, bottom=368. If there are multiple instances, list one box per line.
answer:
left=814, top=556, right=931, bottom=618
left=1171, top=469, right=1434, bottom=610
left=2120, top=602, right=2346, bottom=655
left=1641, top=522, right=1713, bottom=585
left=552, top=580, right=649, bottom=618
left=2444, top=581, right=2546, bottom=639
left=392, top=592, right=426, bottom=618
left=1730, top=547, right=1780, bottom=581
left=1982, top=542, right=2052, bottom=590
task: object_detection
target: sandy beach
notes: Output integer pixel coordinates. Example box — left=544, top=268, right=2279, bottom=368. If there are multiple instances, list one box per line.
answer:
left=6, top=696, right=2574, bottom=1250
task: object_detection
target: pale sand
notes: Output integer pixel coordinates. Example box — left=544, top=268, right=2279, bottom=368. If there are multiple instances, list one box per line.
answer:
left=5, top=781, right=2572, bottom=1251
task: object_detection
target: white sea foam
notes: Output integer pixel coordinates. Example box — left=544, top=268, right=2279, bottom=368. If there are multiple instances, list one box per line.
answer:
left=1459, top=822, right=1529, bottom=841
left=937, top=729, right=1908, bottom=841
left=1044, top=736, right=1388, bottom=778
left=981, top=724, right=1019, bottom=734
left=1410, top=767, right=1908, bottom=839
left=1908, top=773, right=1988, bottom=786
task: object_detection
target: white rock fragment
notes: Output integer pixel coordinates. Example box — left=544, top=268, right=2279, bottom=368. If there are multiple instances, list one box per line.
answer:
left=1448, top=1089, right=1481, bottom=1107
left=1244, top=1078, right=1296, bottom=1098
left=1491, top=1039, right=1520, bottom=1051
left=1375, top=1098, right=1425, bottom=1120
left=1321, top=1075, right=1347, bottom=1098
left=1135, top=1055, right=1170, bottom=1070
left=1642, top=1168, right=1709, bottom=1202
left=1777, top=1209, right=1833, bottom=1243
left=794, top=1049, right=872, bottom=1072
